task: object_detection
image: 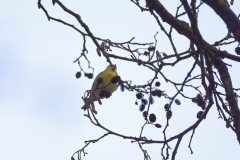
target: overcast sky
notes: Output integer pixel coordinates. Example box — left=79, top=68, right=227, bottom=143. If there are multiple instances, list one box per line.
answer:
left=0, top=0, right=240, bottom=160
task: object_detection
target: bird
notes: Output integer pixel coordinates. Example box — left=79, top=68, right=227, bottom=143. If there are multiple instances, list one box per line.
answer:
left=81, top=64, right=119, bottom=114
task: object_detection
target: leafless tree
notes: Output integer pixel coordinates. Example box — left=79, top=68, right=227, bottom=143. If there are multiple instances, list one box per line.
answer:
left=37, top=0, right=240, bottom=159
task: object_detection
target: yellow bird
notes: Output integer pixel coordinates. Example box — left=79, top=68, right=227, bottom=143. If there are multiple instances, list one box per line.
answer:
left=82, top=64, right=119, bottom=114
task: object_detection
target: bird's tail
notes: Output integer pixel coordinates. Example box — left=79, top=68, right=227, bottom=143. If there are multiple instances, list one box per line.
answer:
left=81, top=97, right=97, bottom=114
left=81, top=105, right=87, bottom=111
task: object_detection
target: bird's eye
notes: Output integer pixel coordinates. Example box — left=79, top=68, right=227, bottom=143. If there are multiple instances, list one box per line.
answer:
left=111, top=67, right=115, bottom=71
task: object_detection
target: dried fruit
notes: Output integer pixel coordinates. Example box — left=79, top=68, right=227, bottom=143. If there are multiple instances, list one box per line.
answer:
left=85, top=73, right=93, bottom=79
left=149, top=113, right=156, bottom=123
left=164, top=103, right=169, bottom=111
left=149, top=96, right=154, bottom=104
left=235, top=47, right=240, bottom=55
left=166, top=110, right=172, bottom=119
left=157, top=90, right=162, bottom=97
left=152, top=90, right=157, bottom=96
left=197, top=111, right=203, bottom=118
left=148, top=46, right=155, bottom=51
left=144, top=51, right=150, bottom=56
left=142, top=111, right=148, bottom=120
left=139, top=104, right=145, bottom=112
left=155, top=123, right=162, bottom=128
left=75, top=72, right=81, bottom=78
left=175, top=99, right=181, bottom=105
left=141, top=99, right=148, bottom=105
left=136, top=92, right=143, bottom=99
left=111, top=76, right=120, bottom=84
left=155, top=81, right=160, bottom=87
left=105, top=92, right=112, bottom=98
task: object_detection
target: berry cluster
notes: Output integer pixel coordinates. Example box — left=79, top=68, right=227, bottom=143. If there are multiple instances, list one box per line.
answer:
left=152, top=81, right=162, bottom=98
left=75, top=70, right=94, bottom=79
left=85, top=73, right=93, bottom=79
left=164, top=103, right=172, bottom=119
left=134, top=81, right=163, bottom=128
left=143, top=46, right=155, bottom=56
left=148, top=46, right=155, bottom=52
left=151, top=89, right=162, bottom=97
left=192, top=94, right=206, bottom=110
left=192, top=94, right=206, bottom=119
left=142, top=111, right=161, bottom=128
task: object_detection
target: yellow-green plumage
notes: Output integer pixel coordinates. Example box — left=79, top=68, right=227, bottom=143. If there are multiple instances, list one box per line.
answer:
left=82, top=64, right=118, bottom=114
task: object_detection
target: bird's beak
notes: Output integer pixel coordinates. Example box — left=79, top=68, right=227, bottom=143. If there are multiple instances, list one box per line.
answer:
left=111, top=64, right=117, bottom=71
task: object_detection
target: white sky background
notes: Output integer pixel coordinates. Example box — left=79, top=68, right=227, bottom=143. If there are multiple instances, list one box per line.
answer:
left=0, top=0, right=240, bottom=160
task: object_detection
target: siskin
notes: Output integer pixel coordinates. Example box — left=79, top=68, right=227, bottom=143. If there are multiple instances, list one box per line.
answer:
left=82, top=64, right=118, bottom=114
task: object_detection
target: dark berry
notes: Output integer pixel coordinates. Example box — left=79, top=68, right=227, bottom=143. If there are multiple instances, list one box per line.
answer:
left=235, top=47, right=240, bottom=55
left=148, top=46, right=152, bottom=51
left=139, top=104, right=145, bottom=112
left=135, top=101, right=138, bottom=105
left=164, top=103, right=169, bottom=111
left=166, top=110, right=172, bottom=119
left=144, top=51, right=150, bottom=56
left=155, top=123, right=162, bottom=128
left=149, top=96, right=154, bottom=104
left=97, top=77, right=103, bottom=84
left=142, top=111, right=148, bottom=119
left=157, top=90, right=162, bottom=97
left=148, top=46, right=155, bottom=52
left=136, top=92, right=143, bottom=99
left=105, top=92, right=112, bottom=98
left=155, top=81, right=160, bottom=87
left=196, top=94, right=202, bottom=100
left=175, top=99, right=181, bottom=105
left=197, top=99, right=205, bottom=108
left=152, top=90, right=157, bottom=96
left=85, top=73, right=93, bottom=79
left=111, top=76, right=120, bottom=84
left=99, top=90, right=106, bottom=98
left=75, top=72, right=81, bottom=79
left=149, top=113, right=156, bottom=123
left=197, top=111, right=203, bottom=118
left=88, top=73, right=93, bottom=79
left=141, top=98, right=148, bottom=105
left=192, top=98, right=197, bottom=103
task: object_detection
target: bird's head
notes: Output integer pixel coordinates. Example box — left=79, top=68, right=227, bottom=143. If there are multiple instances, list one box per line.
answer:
left=106, top=64, right=117, bottom=73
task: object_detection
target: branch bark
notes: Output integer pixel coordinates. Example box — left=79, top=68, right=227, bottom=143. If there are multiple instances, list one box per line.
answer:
left=202, top=0, right=240, bottom=42
left=146, top=0, right=240, bottom=143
